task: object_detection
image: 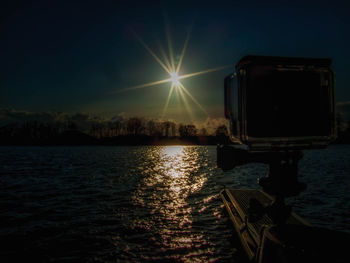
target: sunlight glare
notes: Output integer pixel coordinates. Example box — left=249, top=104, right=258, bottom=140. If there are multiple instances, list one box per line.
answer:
left=163, top=145, right=184, bottom=158
left=119, top=25, right=232, bottom=120
left=179, top=83, right=208, bottom=117
left=170, top=72, right=180, bottom=86
left=178, top=86, right=194, bottom=121
left=162, top=84, right=175, bottom=117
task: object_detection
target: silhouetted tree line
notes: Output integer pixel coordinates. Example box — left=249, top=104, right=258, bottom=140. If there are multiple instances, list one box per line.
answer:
left=2, top=112, right=350, bottom=146
left=0, top=116, right=229, bottom=146
left=334, top=113, right=350, bottom=144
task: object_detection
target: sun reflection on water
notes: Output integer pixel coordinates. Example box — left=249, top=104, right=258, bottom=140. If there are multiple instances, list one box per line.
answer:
left=162, top=145, right=184, bottom=158
left=131, top=146, right=214, bottom=260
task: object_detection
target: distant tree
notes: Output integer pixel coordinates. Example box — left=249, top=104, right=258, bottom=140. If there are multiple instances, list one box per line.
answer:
left=106, top=123, right=113, bottom=137
left=162, top=121, right=171, bottom=137
left=170, top=122, right=176, bottom=137
left=90, top=123, right=100, bottom=138
left=127, top=117, right=143, bottom=135
left=67, top=121, right=77, bottom=131
left=178, top=124, right=184, bottom=137
left=161, top=121, right=176, bottom=137
left=146, top=120, right=156, bottom=136
left=99, top=122, right=107, bottom=138
left=115, top=119, right=125, bottom=136
left=90, top=122, right=105, bottom=138
left=199, top=128, right=208, bottom=136
left=179, top=124, right=198, bottom=137
left=187, top=124, right=198, bottom=136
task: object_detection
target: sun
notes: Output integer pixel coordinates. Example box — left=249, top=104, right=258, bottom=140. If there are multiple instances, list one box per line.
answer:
left=115, top=24, right=230, bottom=120
left=170, top=72, right=180, bottom=86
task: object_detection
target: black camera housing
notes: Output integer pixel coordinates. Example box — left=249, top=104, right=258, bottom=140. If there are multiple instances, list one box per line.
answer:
left=224, top=55, right=336, bottom=151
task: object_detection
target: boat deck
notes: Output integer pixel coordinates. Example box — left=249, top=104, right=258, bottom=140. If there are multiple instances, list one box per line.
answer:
left=221, top=188, right=350, bottom=263
left=220, top=188, right=309, bottom=261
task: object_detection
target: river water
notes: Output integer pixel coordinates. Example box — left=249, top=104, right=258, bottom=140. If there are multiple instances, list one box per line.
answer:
left=1, top=145, right=349, bottom=262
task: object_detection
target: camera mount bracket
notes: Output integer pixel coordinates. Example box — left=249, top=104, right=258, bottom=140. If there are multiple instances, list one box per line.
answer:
left=217, top=145, right=306, bottom=225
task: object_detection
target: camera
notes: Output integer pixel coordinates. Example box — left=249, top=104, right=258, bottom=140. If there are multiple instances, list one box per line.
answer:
left=218, top=56, right=350, bottom=263
left=224, top=55, right=336, bottom=151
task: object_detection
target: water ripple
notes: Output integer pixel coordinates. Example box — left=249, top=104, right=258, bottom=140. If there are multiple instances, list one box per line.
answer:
left=0, top=145, right=349, bottom=262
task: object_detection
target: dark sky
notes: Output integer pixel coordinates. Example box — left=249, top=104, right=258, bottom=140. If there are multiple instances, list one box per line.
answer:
left=1, top=0, right=349, bottom=122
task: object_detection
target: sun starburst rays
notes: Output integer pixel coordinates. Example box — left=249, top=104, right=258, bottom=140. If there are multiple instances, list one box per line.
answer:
left=177, top=84, right=194, bottom=120
left=113, top=78, right=172, bottom=94
left=162, top=84, right=175, bottom=118
left=176, top=27, right=191, bottom=74
left=165, top=20, right=176, bottom=72
left=131, top=30, right=171, bottom=75
left=179, top=83, right=208, bottom=117
left=158, top=41, right=173, bottom=73
left=122, top=26, right=230, bottom=121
